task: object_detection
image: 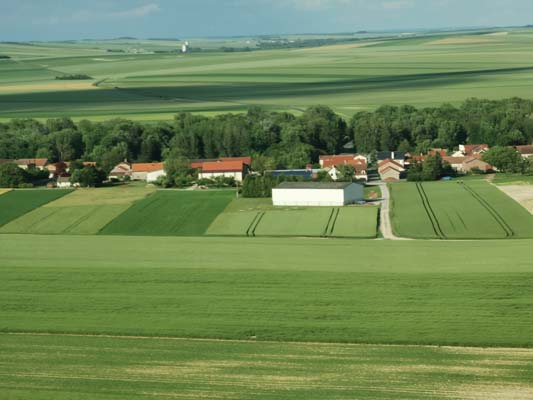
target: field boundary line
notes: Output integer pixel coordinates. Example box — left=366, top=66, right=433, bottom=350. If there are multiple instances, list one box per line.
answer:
left=3, top=332, right=533, bottom=352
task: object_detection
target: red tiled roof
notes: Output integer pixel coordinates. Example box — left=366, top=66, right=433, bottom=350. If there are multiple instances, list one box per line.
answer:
left=132, top=163, right=164, bottom=173
left=428, top=148, right=448, bottom=157
left=321, top=155, right=367, bottom=169
left=378, top=159, right=404, bottom=170
left=201, top=160, right=245, bottom=173
left=463, top=144, right=489, bottom=155
left=14, top=158, right=48, bottom=167
left=443, top=156, right=466, bottom=164
left=219, top=156, right=252, bottom=166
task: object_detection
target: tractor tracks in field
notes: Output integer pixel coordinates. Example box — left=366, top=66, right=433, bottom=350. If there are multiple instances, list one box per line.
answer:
left=415, top=182, right=446, bottom=239
left=459, top=182, right=514, bottom=238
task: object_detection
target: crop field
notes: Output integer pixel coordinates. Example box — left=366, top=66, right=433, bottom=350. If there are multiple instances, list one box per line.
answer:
left=208, top=205, right=378, bottom=238
left=1, top=334, right=532, bottom=400
left=0, top=186, right=154, bottom=235
left=3, top=30, right=533, bottom=119
left=2, top=234, right=533, bottom=346
left=390, top=181, right=533, bottom=239
left=0, top=189, right=71, bottom=228
left=2, top=234, right=533, bottom=398
left=0, top=188, right=11, bottom=196
left=100, top=190, right=235, bottom=236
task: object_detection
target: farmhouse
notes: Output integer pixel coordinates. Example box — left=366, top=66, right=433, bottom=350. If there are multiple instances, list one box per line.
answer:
left=14, top=158, right=48, bottom=170
left=109, top=161, right=132, bottom=180
left=131, top=163, right=165, bottom=181
left=147, top=169, right=166, bottom=183
left=378, top=159, right=406, bottom=181
left=198, top=160, right=250, bottom=182
left=319, top=154, right=368, bottom=181
left=443, top=155, right=493, bottom=173
left=453, top=144, right=489, bottom=157
left=516, top=145, right=533, bottom=159
left=377, top=151, right=405, bottom=166
left=56, top=176, right=72, bottom=188
left=272, top=182, right=364, bottom=207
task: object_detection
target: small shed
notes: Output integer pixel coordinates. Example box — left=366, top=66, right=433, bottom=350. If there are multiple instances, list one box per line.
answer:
left=272, top=182, right=364, bottom=207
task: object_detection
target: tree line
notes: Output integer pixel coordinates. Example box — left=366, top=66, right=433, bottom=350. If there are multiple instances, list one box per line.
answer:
left=1, top=98, right=533, bottom=175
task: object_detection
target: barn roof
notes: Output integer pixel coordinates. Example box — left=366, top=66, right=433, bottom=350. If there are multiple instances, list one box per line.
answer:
left=275, top=182, right=359, bottom=190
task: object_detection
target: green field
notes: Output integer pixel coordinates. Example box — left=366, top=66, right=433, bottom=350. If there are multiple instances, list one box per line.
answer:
left=4, top=30, right=533, bottom=119
left=208, top=204, right=378, bottom=238
left=1, top=334, right=532, bottom=400
left=100, top=190, right=235, bottom=236
left=0, top=186, right=154, bottom=235
left=0, top=189, right=71, bottom=227
left=2, top=234, right=533, bottom=347
left=2, top=234, right=533, bottom=398
left=390, top=181, right=533, bottom=239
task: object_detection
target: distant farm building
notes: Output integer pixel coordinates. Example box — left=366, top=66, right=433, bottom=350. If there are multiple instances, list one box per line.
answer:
left=516, top=145, right=533, bottom=159
left=269, top=167, right=316, bottom=180
left=319, top=154, right=368, bottom=181
left=56, top=176, right=72, bottom=188
left=131, top=162, right=165, bottom=181
left=452, top=144, right=489, bottom=157
left=377, top=151, right=405, bottom=167
left=378, top=159, right=406, bottom=181
left=199, top=160, right=250, bottom=182
left=109, top=161, right=132, bottom=180
left=442, top=155, right=493, bottom=173
left=272, top=182, right=364, bottom=207
left=14, top=158, right=48, bottom=170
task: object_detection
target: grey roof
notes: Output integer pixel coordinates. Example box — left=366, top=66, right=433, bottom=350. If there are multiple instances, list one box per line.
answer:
left=275, top=182, right=360, bottom=190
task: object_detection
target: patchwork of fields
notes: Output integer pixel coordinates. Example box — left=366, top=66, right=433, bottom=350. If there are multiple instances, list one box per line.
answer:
left=390, top=181, right=533, bottom=239
left=0, top=189, right=72, bottom=228
left=0, top=186, right=154, bottom=234
left=3, top=30, right=533, bottom=119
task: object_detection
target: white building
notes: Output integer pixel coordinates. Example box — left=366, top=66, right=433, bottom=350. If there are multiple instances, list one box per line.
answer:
left=56, top=176, right=72, bottom=188
left=147, top=169, right=166, bottom=183
left=198, top=160, right=249, bottom=183
left=272, top=182, right=364, bottom=207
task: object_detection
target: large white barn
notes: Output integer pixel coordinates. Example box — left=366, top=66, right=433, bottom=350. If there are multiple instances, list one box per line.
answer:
left=272, top=182, right=364, bottom=207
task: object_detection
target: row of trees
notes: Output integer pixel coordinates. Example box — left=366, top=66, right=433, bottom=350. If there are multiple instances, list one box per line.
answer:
left=1, top=99, right=532, bottom=176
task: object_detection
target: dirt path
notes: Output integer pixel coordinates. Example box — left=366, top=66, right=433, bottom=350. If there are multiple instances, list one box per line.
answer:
left=372, top=183, right=409, bottom=241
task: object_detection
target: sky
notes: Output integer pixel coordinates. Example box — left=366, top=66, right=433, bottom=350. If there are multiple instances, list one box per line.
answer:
left=2, top=0, right=533, bottom=41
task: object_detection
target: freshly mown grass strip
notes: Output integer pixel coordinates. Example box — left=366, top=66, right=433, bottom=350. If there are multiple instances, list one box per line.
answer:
left=0, top=186, right=154, bottom=235
left=2, top=234, right=533, bottom=347
left=330, top=206, right=378, bottom=238
left=0, top=190, right=71, bottom=228
left=390, top=181, right=533, bottom=239
left=1, top=334, right=533, bottom=400
left=253, top=208, right=332, bottom=237
left=100, top=190, right=235, bottom=236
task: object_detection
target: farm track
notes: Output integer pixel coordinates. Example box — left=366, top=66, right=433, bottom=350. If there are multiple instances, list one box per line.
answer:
left=416, top=182, right=446, bottom=239
left=4, top=332, right=533, bottom=351
left=460, top=182, right=514, bottom=238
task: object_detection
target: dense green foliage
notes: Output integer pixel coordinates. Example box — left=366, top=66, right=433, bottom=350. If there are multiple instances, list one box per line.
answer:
left=483, top=145, right=532, bottom=173
left=100, top=190, right=235, bottom=236
left=55, top=74, right=92, bottom=80
left=2, top=334, right=532, bottom=400
left=0, top=163, right=49, bottom=187
left=390, top=181, right=533, bottom=239
left=2, top=234, right=533, bottom=347
left=407, top=154, right=455, bottom=181
left=0, top=189, right=71, bottom=227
